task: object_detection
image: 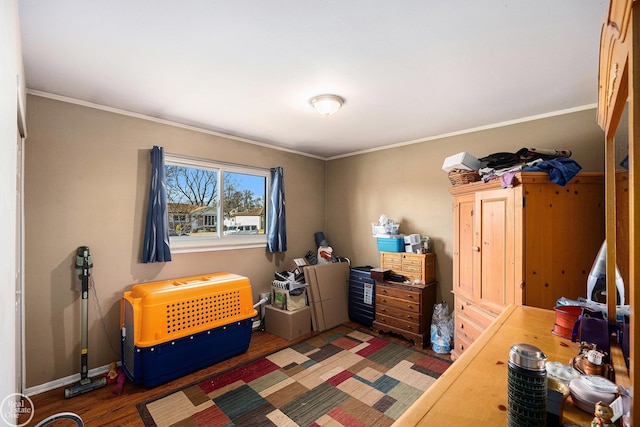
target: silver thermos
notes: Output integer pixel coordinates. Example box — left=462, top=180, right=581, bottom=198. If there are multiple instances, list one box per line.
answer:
left=507, top=343, right=547, bottom=426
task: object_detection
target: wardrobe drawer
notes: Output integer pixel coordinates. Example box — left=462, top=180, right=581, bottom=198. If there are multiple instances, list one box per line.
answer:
left=455, top=312, right=484, bottom=343
left=453, top=331, right=473, bottom=356
left=455, top=296, right=496, bottom=330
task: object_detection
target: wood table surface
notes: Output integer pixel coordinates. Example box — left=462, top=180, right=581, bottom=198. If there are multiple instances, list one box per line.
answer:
left=394, top=304, right=596, bottom=426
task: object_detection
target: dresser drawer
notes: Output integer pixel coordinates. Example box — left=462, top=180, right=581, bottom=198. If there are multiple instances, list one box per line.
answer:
left=402, top=263, right=423, bottom=273
left=377, top=284, right=421, bottom=302
left=401, top=255, right=423, bottom=267
left=376, top=294, right=421, bottom=313
left=381, top=252, right=402, bottom=265
left=375, top=312, right=422, bottom=334
left=380, top=252, right=436, bottom=284
left=373, top=280, right=435, bottom=349
left=376, top=304, right=422, bottom=324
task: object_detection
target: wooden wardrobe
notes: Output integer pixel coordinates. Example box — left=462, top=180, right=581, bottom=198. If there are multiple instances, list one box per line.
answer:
left=597, top=0, right=638, bottom=419
left=450, top=172, right=605, bottom=359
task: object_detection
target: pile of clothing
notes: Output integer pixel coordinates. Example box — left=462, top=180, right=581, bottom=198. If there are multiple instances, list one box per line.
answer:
left=479, top=148, right=582, bottom=187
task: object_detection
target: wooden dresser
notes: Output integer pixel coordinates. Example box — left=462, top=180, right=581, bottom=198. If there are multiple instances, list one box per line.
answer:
left=380, top=251, right=435, bottom=283
left=450, top=172, right=605, bottom=359
left=373, top=280, right=436, bottom=348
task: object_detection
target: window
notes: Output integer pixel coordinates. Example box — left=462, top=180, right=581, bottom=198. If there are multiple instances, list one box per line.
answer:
left=203, top=214, right=216, bottom=227
left=164, top=154, right=269, bottom=252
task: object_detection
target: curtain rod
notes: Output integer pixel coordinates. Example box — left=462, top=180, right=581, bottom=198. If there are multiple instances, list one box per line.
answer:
left=164, top=151, right=273, bottom=173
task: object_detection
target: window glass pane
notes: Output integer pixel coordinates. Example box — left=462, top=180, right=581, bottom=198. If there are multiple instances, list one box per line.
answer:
left=165, top=164, right=219, bottom=236
left=164, top=154, right=269, bottom=251
left=223, top=171, right=266, bottom=235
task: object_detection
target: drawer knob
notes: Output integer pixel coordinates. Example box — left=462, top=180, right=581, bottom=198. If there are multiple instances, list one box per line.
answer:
left=407, top=294, right=414, bottom=299
left=473, top=246, right=480, bottom=252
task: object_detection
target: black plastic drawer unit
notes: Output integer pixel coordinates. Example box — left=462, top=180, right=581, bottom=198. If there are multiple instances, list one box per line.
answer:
left=349, top=266, right=375, bottom=327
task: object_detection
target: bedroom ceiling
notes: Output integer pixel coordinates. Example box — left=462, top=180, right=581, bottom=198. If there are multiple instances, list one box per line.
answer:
left=17, top=1, right=608, bottom=158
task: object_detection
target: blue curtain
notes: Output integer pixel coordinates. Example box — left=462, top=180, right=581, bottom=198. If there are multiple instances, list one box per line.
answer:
left=267, top=166, right=287, bottom=252
left=142, top=146, right=172, bottom=263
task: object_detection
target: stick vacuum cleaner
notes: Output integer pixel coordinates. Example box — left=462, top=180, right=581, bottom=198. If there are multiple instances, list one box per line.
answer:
left=64, top=246, right=107, bottom=398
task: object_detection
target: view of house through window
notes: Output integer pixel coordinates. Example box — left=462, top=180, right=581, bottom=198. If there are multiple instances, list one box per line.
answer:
left=222, top=171, right=266, bottom=235
left=164, top=155, right=268, bottom=246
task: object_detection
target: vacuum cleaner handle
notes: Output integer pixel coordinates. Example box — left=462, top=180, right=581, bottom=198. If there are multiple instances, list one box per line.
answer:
left=65, top=246, right=107, bottom=398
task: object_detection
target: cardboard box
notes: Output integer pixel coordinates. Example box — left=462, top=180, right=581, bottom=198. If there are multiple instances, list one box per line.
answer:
left=265, top=305, right=311, bottom=340
left=442, top=151, right=481, bottom=172
left=304, top=262, right=350, bottom=332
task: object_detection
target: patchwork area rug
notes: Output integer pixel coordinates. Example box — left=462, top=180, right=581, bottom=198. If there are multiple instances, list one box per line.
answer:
left=137, top=325, right=451, bottom=427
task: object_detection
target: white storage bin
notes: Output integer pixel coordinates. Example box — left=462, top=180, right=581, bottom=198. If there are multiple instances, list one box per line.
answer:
left=442, top=152, right=481, bottom=172
left=404, top=234, right=420, bottom=245
left=405, top=243, right=422, bottom=253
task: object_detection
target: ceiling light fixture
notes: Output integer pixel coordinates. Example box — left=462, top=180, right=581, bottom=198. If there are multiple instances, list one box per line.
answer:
left=310, top=94, right=344, bottom=116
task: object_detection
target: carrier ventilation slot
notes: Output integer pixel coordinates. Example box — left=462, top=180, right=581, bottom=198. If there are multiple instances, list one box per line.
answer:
left=165, top=290, right=242, bottom=334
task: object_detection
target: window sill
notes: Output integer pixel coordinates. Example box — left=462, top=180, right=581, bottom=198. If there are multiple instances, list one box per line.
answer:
left=170, top=235, right=267, bottom=253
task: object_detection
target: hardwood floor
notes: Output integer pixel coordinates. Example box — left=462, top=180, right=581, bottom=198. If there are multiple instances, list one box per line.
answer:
left=23, top=322, right=439, bottom=426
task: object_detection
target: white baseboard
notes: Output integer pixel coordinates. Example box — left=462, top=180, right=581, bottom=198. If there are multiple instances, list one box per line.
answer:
left=24, top=363, right=117, bottom=397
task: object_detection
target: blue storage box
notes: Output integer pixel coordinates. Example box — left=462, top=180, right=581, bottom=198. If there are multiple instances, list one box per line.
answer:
left=121, top=319, right=253, bottom=387
left=377, top=236, right=404, bottom=252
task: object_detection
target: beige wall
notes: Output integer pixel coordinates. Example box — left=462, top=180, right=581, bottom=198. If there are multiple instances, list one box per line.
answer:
left=24, top=94, right=606, bottom=389
left=24, top=94, right=326, bottom=387
left=325, top=108, right=606, bottom=305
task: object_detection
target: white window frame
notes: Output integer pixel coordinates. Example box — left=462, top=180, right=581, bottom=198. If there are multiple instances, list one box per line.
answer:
left=165, top=153, right=270, bottom=253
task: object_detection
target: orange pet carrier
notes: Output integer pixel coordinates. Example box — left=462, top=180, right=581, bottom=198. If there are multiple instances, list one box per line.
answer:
left=120, top=272, right=257, bottom=387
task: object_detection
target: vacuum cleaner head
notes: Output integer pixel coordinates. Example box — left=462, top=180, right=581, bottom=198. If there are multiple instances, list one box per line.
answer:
left=64, top=376, right=107, bottom=399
